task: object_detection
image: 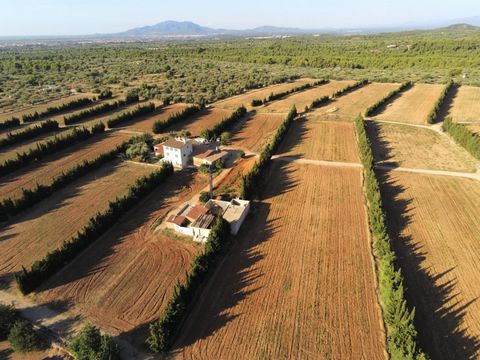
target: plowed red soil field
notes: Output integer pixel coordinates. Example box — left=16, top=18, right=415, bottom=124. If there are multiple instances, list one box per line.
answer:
left=213, top=78, right=317, bottom=110
left=446, top=85, right=480, bottom=123
left=372, top=84, right=444, bottom=124
left=310, top=82, right=400, bottom=122
left=172, top=162, right=386, bottom=359
left=259, top=80, right=356, bottom=114
left=380, top=171, right=480, bottom=360
left=0, top=161, right=153, bottom=287
left=214, top=156, right=257, bottom=198
left=0, top=131, right=131, bottom=200
left=36, top=170, right=208, bottom=340
left=230, top=112, right=285, bottom=153
left=277, top=117, right=360, bottom=163
left=120, top=103, right=189, bottom=133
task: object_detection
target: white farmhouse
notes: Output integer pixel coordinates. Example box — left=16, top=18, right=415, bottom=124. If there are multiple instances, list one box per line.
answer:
left=162, top=137, right=193, bottom=168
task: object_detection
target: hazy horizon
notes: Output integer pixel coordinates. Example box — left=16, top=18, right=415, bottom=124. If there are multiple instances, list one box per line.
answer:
left=0, top=0, right=479, bottom=36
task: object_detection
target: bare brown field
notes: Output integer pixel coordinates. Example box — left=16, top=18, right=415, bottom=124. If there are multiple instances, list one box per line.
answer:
left=446, top=85, right=480, bottom=123
left=0, top=132, right=131, bottom=200
left=311, top=82, right=401, bottom=122
left=0, top=162, right=153, bottom=286
left=157, top=107, right=232, bottom=137
left=380, top=171, right=480, bottom=359
left=0, top=340, right=68, bottom=360
left=0, top=128, right=74, bottom=163
left=36, top=170, right=208, bottom=338
left=372, top=84, right=444, bottom=124
left=277, top=118, right=360, bottom=163
left=368, top=121, right=478, bottom=172
left=230, top=112, right=285, bottom=153
left=214, top=156, right=257, bottom=198
left=259, top=80, right=356, bottom=114
left=212, top=78, right=317, bottom=110
left=172, top=162, right=385, bottom=359
left=0, top=93, right=96, bottom=121
left=120, top=103, right=188, bottom=133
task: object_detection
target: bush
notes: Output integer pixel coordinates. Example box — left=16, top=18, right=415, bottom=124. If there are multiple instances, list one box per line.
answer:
left=0, top=117, right=20, bottom=131
left=251, top=99, right=263, bottom=107
left=443, top=117, right=480, bottom=160
left=262, top=80, right=328, bottom=104
left=199, top=191, right=211, bottom=204
left=201, top=106, right=247, bottom=141
left=331, top=79, right=369, bottom=98
left=152, top=105, right=202, bottom=134
left=15, top=162, right=174, bottom=294
left=0, top=303, right=18, bottom=340
left=355, top=116, right=426, bottom=359
left=107, top=103, right=155, bottom=128
left=69, top=324, right=119, bottom=360
left=365, top=81, right=413, bottom=116
left=0, top=120, right=59, bottom=149
left=7, top=320, right=39, bottom=353
left=427, top=80, right=454, bottom=124
left=126, top=142, right=150, bottom=162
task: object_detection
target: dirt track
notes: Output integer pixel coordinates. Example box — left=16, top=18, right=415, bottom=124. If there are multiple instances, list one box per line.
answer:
left=172, top=163, right=386, bottom=359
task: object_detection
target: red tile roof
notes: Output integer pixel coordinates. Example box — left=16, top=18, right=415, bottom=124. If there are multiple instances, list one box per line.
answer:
left=185, top=204, right=209, bottom=221
left=167, top=215, right=187, bottom=226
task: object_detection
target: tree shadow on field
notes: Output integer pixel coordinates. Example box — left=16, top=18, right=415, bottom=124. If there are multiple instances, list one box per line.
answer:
left=368, top=83, right=414, bottom=117
left=436, top=83, right=459, bottom=123
left=378, top=169, right=480, bottom=360
left=273, top=116, right=309, bottom=159
left=168, top=161, right=299, bottom=354
left=228, top=110, right=257, bottom=144
left=365, top=120, right=400, bottom=168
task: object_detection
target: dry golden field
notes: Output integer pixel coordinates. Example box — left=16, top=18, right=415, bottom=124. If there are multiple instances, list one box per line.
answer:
left=120, top=103, right=189, bottom=133
left=372, top=84, right=444, bottom=124
left=172, top=162, right=386, bottom=359
left=380, top=171, right=480, bottom=360
left=446, top=85, right=480, bottom=123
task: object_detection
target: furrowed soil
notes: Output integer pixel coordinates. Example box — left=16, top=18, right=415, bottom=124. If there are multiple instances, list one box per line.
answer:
left=213, top=78, right=317, bottom=111
left=0, top=131, right=131, bottom=200
left=259, top=80, right=356, bottom=114
left=120, top=103, right=188, bottom=133
left=367, top=121, right=478, bottom=172
left=229, top=112, right=285, bottom=153
left=172, top=162, right=386, bottom=360
left=380, top=171, right=480, bottom=360
left=310, top=82, right=401, bottom=122
left=277, top=117, right=361, bottom=163
left=36, top=170, right=208, bottom=344
left=0, top=161, right=153, bottom=287
left=372, top=83, right=444, bottom=124
left=446, top=85, right=480, bottom=123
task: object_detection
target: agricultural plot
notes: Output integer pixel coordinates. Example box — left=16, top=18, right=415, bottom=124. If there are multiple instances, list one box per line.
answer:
left=259, top=80, right=356, bottom=114
left=380, top=171, right=480, bottom=360
left=214, top=155, right=257, bottom=198
left=172, top=163, right=385, bottom=359
left=212, top=78, right=317, bottom=111
left=0, top=132, right=130, bottom=200
left=310, top=82, right=400, bottom=122
left=277, top=118, right=360, bottom=163
left=0, top=128, right=73, bottom=163
left=372, top=83, right=444, bottom=124
left=0, top=161, right=153, bottom=287
left=446, top=85, right=480, bottom=123
left=120, top=103, right=188, bottom=133
left=36, top=170, right=208, bottom=340
left=367, top=121, right=478, bottom=172
left=229, top=112, right=285, bottom=153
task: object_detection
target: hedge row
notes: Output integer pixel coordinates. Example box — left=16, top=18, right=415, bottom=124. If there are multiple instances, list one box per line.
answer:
left=0, top=118, right=20, bottom=131
left=251, top=80, right=328, bottom=106
left=0, top=124, right=104, bottom=177
left=107, top=102, right=156, bottom=128
left=15, top=162, right=174, bottom=294
left=443, top=117, right=480, bottom=160
left=365, top=81, right=413, bottom=117
left=0, top=120, right=59, bottom=149
left=200, top=105, right=247, bottom=140
left=355, top=116, right=426, bottom=360
left=240, top=105, right=297, bottom=200
left=331, top=79, right=369, bottom=99
left=427, top=80, right=454, bottom=124
left=22, top=97, right=95, bottom=122
left=152, top=105, right=202, bottom=134
left=64, top=95, right=139, bottom=125
left=147, top=217, right=231, bottom=353
left=0, top=143, right=124, bottom=221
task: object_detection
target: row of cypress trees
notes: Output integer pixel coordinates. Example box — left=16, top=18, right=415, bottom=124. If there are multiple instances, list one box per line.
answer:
left=427, top=80, right=454, bottom=124
left=355, top=116, right=426, bottom=360
left=147, top=216, right=231, bottom=353
left=0, top=120, right=59, bottom=149
left=331, top=79, right=369, bottom=98
left=251, top=80, right=328, bottom=106
left=107, top=103, right=156, bottom=128
left=443, top=117, right=480, bottom=159
left=0, top=118, right=21, bottom=131
left=240, top=105, right=297, bottom=200
left=15, top=162, right=174, bottom=294
left=200, top=105, right=247, bottom=140
left=152, top=105, right=202, bottom=134
left=22, top=97, right=96, bottom=122
left=365, top=81, right=413, bottom=116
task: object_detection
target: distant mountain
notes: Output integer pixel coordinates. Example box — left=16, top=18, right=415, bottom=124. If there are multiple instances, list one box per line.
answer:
left=119, top=21, right=216, bottom=36
left=442, top=23, right=480, bottom=31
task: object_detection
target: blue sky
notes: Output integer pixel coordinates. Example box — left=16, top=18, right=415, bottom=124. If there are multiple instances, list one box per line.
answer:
left=1, top=0, right=479, bottom=36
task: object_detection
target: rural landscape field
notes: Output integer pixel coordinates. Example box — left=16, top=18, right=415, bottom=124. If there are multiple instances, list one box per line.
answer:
left=1, top=1, right=480, bottom=359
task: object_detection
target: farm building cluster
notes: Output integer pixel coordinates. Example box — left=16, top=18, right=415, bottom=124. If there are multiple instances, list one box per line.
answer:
left=167, top=198, right=250, bottom=242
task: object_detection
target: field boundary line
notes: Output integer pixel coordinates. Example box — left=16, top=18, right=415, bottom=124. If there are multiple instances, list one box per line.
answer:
left=376, top=165, right=480, bottom=181
left=271, top=155, right=363, bottom=168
